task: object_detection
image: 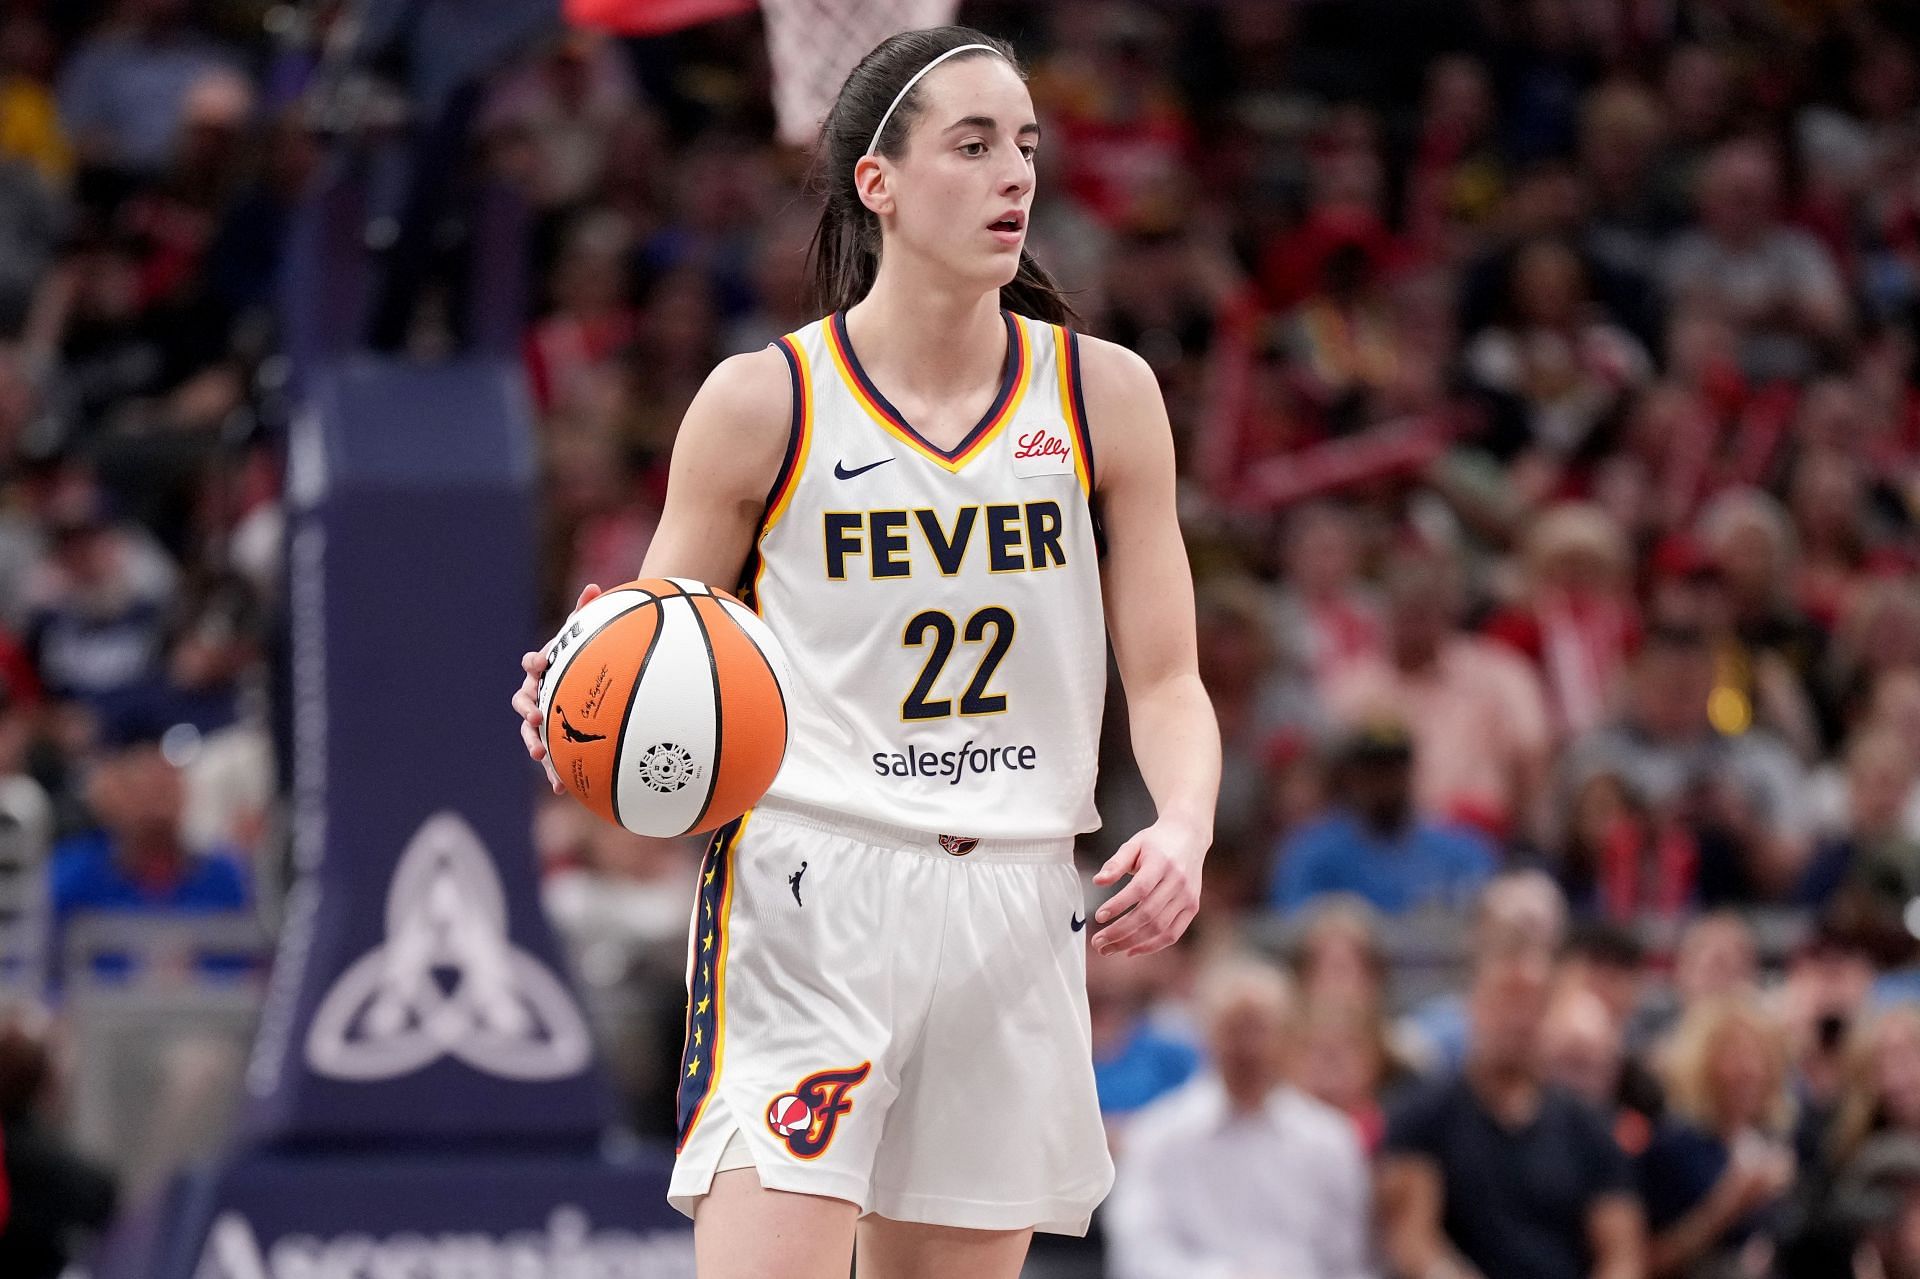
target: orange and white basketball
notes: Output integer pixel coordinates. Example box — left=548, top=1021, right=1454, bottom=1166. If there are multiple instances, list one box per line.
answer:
left=537, top=577, right=789, bottom=837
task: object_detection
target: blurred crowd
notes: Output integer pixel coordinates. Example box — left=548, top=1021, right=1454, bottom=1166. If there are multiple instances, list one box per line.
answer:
left=0, top=0, right=287, bottom=1271
left=509, top=0, right=1920, bottom=1275
left=1, top=0, right=1920, bottom=1276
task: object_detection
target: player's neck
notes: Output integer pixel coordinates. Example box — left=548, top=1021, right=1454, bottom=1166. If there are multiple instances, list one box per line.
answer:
left=844, top=275, right=1005, bottom=403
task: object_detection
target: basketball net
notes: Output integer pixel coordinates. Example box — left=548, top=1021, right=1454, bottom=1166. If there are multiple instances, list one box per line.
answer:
left=759, top=0, right=961, bottom=148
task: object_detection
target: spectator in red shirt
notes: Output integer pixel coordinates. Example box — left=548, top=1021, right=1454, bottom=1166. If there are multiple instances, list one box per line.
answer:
left=1485, top=502, right=1642, bottom=740
left=1260, top=106, right=1407, bottom=313
left=1033, top=8, right=1194, bottom=230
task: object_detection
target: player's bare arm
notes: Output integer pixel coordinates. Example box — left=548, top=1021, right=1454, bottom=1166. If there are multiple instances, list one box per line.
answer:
left=510, top=346, right=791, bottom=789
left=1080, top=335, right=1221, bottom=957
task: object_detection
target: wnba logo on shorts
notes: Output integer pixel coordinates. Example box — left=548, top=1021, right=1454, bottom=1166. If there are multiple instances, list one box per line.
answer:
left=938, top=834, right=979, bottom=857
left=766, top=1063, right=871, bottom=1159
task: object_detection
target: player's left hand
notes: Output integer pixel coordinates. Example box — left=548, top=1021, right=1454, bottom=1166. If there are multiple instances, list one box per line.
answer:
left=1089, top=819, right=1206, bottom=957
left=512, top=582, right=604, bottom=794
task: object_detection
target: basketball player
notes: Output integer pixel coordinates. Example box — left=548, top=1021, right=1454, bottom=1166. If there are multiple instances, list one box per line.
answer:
left=510, top=28, right=1219, bottom=1279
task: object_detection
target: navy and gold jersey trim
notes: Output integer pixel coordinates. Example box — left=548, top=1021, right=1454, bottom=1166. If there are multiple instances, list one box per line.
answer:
left=738, top=336, right=813, bottom=612
left=765, top=336, right=812, bottom=527
left=1058, top=327, right=1106, bottom=557
left=675, top=812, right=751, bottom=1149
left=1053, top=325, right=1097, bottom=499
left=825, top=309, right=1032, bottom=472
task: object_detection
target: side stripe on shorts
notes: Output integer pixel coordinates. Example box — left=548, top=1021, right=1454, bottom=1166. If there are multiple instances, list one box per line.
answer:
left=676, top=811, right=750, bottom=1148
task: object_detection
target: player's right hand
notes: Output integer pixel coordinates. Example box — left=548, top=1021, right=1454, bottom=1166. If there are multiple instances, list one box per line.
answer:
left=513, top=583, right=603, bottom=794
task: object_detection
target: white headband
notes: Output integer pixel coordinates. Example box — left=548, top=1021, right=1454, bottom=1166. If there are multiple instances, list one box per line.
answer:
left=866, top=43, right=1002, bottom=157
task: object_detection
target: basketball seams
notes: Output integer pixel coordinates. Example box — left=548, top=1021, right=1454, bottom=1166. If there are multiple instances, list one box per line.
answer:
left=605, top=600, right=670, bottom=832
left=717, top=598, right=790, bottom=754
left=539, top=590, right=653, bottom=715
left=540, top=593, right=659, bottom=747
left=691, top=596, right=789, bottom=828
left=679, top=594, right=728, bottom=834
left=611, top=595, right=720, bottom=834
left=552, top=577, right=787, bottom=839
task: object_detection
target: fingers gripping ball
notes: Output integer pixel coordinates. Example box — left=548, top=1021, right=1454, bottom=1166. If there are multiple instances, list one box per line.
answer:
left=537, top=578, right=790, bottom=837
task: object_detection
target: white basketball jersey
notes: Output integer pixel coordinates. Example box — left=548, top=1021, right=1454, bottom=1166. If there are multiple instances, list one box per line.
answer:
left=740, top=310, right=1107, bottom=840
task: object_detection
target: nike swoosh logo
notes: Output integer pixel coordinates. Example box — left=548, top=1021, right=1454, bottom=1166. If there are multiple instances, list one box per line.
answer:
left=1071, top=913, right=1086, bottom=932
left=557, top=709, right=605, bottom=745
left=834, top=457, right=893, bottom=480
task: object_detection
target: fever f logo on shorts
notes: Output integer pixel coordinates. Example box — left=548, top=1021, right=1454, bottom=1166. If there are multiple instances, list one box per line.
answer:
left=766, top=1063, right=871, bottom=1159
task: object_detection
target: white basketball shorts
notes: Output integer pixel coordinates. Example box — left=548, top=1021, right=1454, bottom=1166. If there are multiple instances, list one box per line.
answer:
left=667, top=796, right=1113, bottom=1235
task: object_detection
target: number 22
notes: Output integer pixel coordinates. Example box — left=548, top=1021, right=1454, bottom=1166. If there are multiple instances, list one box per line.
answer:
left=901, top=607, right=1015, bottom=720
